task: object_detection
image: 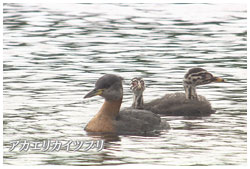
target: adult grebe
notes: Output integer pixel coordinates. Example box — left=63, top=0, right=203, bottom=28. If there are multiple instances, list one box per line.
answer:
left=84, top=74, right=170, bottom=135
left=143, top=68, right=225, bottom=116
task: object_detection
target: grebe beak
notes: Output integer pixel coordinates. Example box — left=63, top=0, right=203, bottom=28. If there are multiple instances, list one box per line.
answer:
left=213, top=77, right=225, bottom=82
left=84, top=88, right=104, bottom=98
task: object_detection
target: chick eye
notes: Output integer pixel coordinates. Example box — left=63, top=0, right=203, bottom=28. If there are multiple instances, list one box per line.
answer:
left=204, top=73, right=212, bottom=79
left=140, top=80, right=144, bottom=85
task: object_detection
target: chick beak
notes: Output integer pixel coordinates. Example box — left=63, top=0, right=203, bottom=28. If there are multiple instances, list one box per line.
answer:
left=213, top=77, right=225, bottom=82
left=84, top=88, right=103, bottom=99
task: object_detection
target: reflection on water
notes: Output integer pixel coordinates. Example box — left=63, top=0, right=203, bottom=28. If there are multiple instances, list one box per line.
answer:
left=3, top=3, right=247, bottom=166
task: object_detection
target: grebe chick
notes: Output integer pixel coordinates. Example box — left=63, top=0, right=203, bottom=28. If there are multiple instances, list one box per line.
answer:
left=84, top=74, right=170, bottom=136
left=144, top=68, right=225, bottom=116
left=118, top=77, right=170, bottom=131
left=130, top=77, right=145, bottom=109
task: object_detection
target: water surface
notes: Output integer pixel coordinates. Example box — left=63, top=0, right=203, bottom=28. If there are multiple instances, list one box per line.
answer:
left=3, top=3, right=247, bottom=166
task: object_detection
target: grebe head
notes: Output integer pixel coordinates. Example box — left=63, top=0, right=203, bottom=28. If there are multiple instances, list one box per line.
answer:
left=130, top=77, right=145, bottom=109
left=184, top=67, right=224, bottom=86
left=84, top=74, right=123, bottom=101
left=183, top=68, right=224, bottom=100
left=130, top=77, right=145, bottom=96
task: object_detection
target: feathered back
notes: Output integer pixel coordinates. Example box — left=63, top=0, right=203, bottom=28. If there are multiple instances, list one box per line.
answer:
left=144, top=92, right=215, bottom=116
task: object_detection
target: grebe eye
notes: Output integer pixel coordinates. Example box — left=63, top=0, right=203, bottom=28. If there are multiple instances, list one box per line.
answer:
left=205, top=73, right=212, bottom=79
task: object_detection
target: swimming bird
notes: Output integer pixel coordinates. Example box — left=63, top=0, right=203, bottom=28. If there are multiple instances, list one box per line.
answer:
left=142, top=68, right=225, bottom=116
left=84, top=74, right=170, bottom=136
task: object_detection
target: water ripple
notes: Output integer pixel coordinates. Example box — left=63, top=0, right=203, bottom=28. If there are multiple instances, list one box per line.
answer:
left=3, top=3, right=246, bottom=166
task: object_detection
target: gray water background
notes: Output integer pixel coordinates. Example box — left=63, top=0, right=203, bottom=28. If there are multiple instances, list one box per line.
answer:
left=3, top=3, right=247, bottom=165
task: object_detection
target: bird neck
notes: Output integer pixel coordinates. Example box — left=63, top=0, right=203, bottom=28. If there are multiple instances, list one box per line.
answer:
left=132, top=93, right=144, bottom=109
left=184, top=83, right=198, bottom=100
left=85, top=99, right=122, bottom=133
left=99, top=99, right=122, bottom=117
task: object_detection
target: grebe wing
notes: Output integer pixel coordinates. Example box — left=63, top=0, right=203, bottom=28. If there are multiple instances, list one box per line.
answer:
left=114, top=108, right=170, bottom=135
